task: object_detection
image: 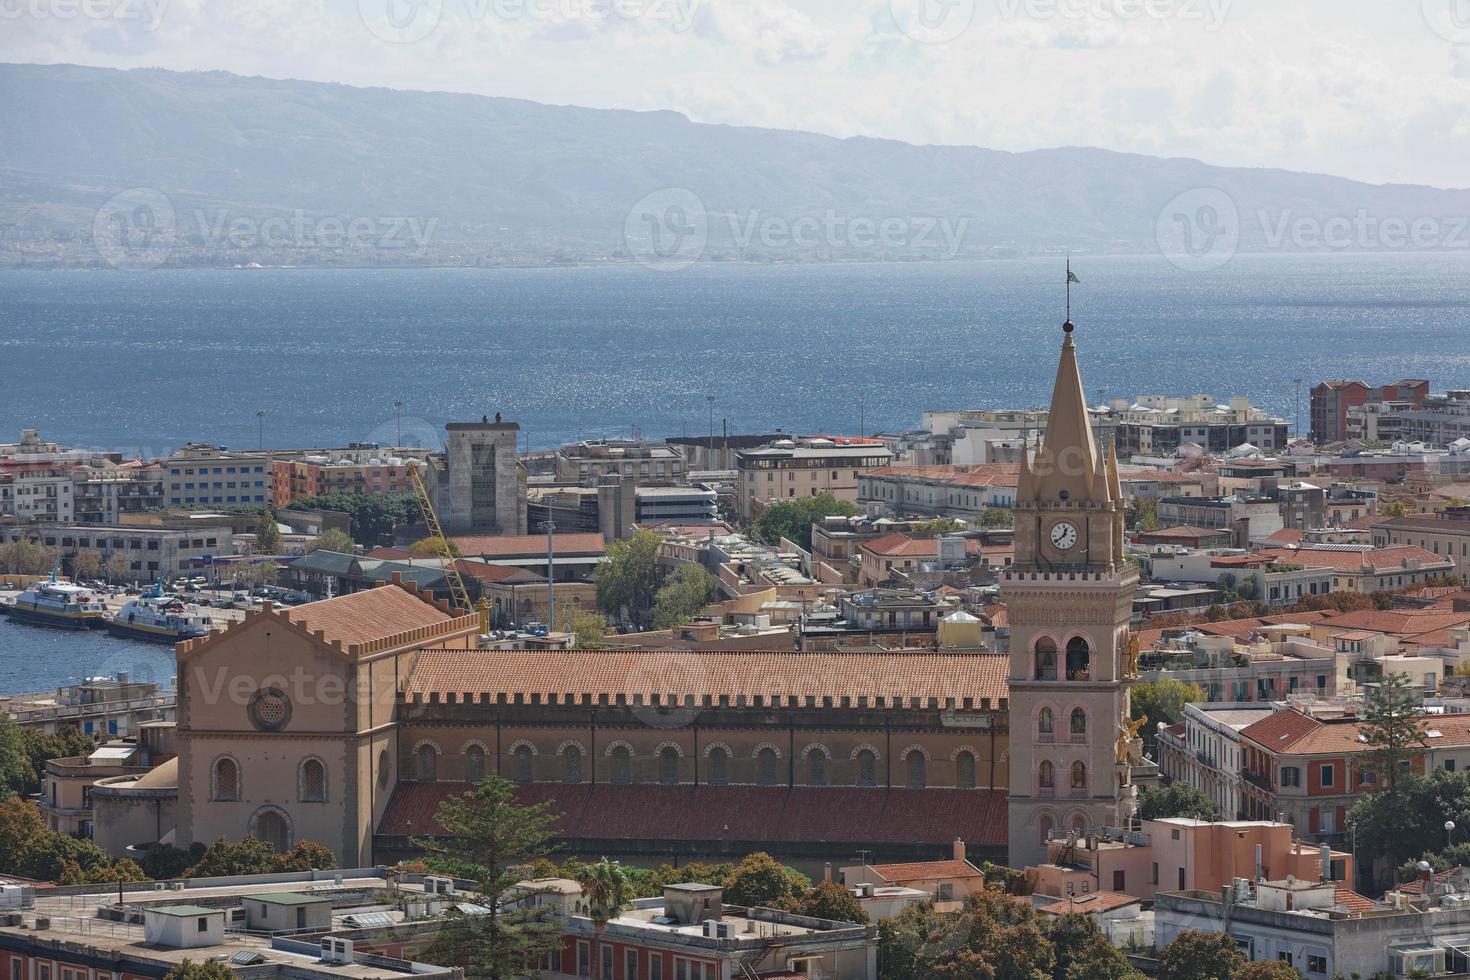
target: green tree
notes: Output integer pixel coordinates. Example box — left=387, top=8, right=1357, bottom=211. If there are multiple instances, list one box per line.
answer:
left=1360, top=672, right=1427, bottom=796
left=1233, top=962, right=1302, bottom=979
left=0, top=718, right=32, bottom=799
left=1048, top=912, right=1142, bottom=980
left=15, top=832, right=113, bottom=882
left=139, top=842, right=207, bottom=880
left=651, top=564, right=722, bottom=631
left=724, top=852, right=808, bottom=909
left=596, top=530, right=662, bottom=630
left=980, top=508, right=1015, bottom=528
left=271, top=840, right=338, bottom=872
left=293, top=493, right=418, bottom=544
left=1130, top=678, right=1206, bottom=756
left=414, top=777, right=564, bottom=980
left=0, top=795, right=47, bottom=869
left=18, top=726, right=95, bottom=796
left=798, top=880, right=868, bottom=924
left=183, top=836, right=279, bottom=878
left=254, top=512, right=282, bottom=554
left=913, top=518, right=965, bottom=534
left=1158, top=930, right=1246, bottom=980
left=576, top=858, right=634, bottom=980
left=877, top=891, right=1053, bottom=980
left=411, top=535, right=462, bottom=558
left=1137, top=783, right=1222, bottom=821
left=162, top=959, right=237, bottom=980
left=1127, top=498, right=1159, bottom=532
left=306, top=528, right=355, bottom=554
left=754, top=493, right=861, bottom=551
left=556, top=604, right=607, bottom=649
left=104, top=552, right=132, bottom=584
left=1381, top=500, right=1413, bottom=519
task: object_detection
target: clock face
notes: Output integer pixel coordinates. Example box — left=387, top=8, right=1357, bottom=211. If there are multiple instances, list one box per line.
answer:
left=1050, top=521, right=1079, bottom=551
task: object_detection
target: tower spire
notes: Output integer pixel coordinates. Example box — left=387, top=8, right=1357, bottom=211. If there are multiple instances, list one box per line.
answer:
left=1030, top=321, right=1101, bottom=503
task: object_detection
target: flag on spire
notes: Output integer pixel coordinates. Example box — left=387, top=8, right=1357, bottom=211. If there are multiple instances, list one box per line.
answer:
left=1067, top=268, right=1081, bottom=285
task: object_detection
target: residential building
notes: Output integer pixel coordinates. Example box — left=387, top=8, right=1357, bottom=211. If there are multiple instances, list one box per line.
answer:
left=736, top=438, right=892, bottom=519
left=665, top=433, right=787, bottom=473
left=0, top=461, right=74, bottom=522
left=1258, top=543, right=1453, bottom=594
left=1, top=674, right=174, bottom=737
left=1310, top=378, right=1428, bottom=444
left=1107, top=394, right=1289, bottom=455
left=1137, top=628, right=1348, bottom=707
left=1146, top=549, right=1334, bottom=607
left=554, top=438, right=686, bottom=485
left=1347, top=388, right=1470, bottom=447
left=1155, top=703, right=1274, bottom=818
left=1373, top=506, right=1470, bottom=580
left=857, top=464, right=1019, bottom=519
left=269, top=445, right=433, bottom=507
left=1156, top=495, right=1284, bottom=544
left=40, top=741, right=158, bottom=837
left=856, top=532, right=1011, bottom=588
left=0, top=521, right=237, bottom=582
left=841, top=841, right=987, bottom=912
left=71, top=461, right=165, bottom=524
left=163, top=444, right=272, bottom=509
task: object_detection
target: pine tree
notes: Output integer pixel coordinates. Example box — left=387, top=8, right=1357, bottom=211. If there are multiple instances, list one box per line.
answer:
left=1361, top=671, right=1428, bottom=796
left=414, top=777, right=564, bottom=980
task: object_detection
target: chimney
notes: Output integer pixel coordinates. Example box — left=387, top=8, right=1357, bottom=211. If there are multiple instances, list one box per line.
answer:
left=953, top=839, right=966, bottom=863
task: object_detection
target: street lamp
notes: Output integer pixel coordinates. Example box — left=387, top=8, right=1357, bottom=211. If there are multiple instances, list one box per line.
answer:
left=1448, top=820, right=1457, bottom=850
left=255, top=411, right=265, bottom=451
left=394, top=400, right=403, bottom=449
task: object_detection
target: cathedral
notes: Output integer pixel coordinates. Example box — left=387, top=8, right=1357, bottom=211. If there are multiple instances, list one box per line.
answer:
left=124, top=319, right=1140, bottom=873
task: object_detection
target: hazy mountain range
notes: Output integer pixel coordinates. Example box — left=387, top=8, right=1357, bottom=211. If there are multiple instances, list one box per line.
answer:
left=3, top=62, right=1470, bottom=268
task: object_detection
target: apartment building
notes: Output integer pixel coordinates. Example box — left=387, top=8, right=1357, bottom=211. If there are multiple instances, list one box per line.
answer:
left=1347, top=389, right=1470, bottom=447
left=1373, top=506, right=1470, bottom=580
left=736, top=438, right=892, bottom=519
left=1310, top=378, right=1428, bottom=444
left=0, top=461, right=73, bottom=522
left=1257, top=543, right=1453, bottom=594
left=163, top=444, right=272, bottom=508
left=857, top=464, right=1018, bottom=519
left=554, top=438, right=686, bottom=485
left=71, top=462, right=165, bottom=524
left=1157, top=703, right=1274, bottom=819
left=1108, top=394, right=1289, bottom=455
left=270, top=445, right=433, bottom=506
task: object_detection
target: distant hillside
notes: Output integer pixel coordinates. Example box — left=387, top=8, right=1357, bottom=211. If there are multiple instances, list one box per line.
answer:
left=2, top=62, right=1469, bottom=268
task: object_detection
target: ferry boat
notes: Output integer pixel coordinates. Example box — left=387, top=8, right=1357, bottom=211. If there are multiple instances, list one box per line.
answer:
left=2, top=573, right=108, bottom=630
left=106, top=584, right=214, bottom=643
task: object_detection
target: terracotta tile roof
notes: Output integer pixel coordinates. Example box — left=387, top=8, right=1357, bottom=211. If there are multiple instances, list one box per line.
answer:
left=1258, top=545, right=1450, bottom=573
left=378, top=783, right=1008, bottom=846
left=1265, top=528, right=1306, bottom=545
left=868, top=859, right=984, bottom=882
left=1239, top=709, right=1323, bottom=753
left=1332, top=884, right=1375, bottom=914
left=860, top=464, right=1019, bottom=489
left=281, top=583, right=455, bottom=649
left=406, top=648, right=1010, bottom=707
left=861, top=533, right=939, bottom=558
left=451, top=533, right=607, bottom=559
left=453, top=560, right=542, bottom=584
left=1135, top=611, right=1339, bottom=647
left=1037, top=891, right=1141, bottom=916
left=1315, top=609, right=1470, bottom=637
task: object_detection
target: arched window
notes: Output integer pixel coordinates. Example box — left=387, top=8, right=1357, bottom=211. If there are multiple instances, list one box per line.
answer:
left=807, top=750, right=827, bottom=786
left=1038, top=707, right=1055, bottom=737
left=1070, top=761, right=1087, bottom=791
left=1071, top=813, right=1089, bottom=835
left=906, top=751, right=926, bottom=789
left=956, top=750, right=977, bottom=789
left=757, top=748, right=780, bottom=786
left=252, top=809, right=290, bottom=853
left=1066, top=637, right=1091, bottom=680
left=1070, top=708, right=1087, bottom=737
left=299, top=759, right=326, bottom=802
left=708, top=747, right=729, bottom=786
left=1039, top=761, right=1055, bottom=789
left=514, top=745, right=534, bottom=784
left=416, top=744, right=438, bottom=781
left=465, top=744, right=486, bottom=783
left=377, top=749, right=390, bottom=790
left=213, top=758, right=239, bottom=801
left=659, top=747, right=680, bottom=785
left=610, top=746, right=632, bottom=785
left=1038, top=814, right=1055, bottom=846
left=563, top=746, right=583, bottom=784
left=856, top=750, right=877, bottom=787
left=1034, top=637, right=1058, bottom=680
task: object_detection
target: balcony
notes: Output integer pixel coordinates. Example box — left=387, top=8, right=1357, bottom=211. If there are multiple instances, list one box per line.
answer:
left=1242, top=769, right=1273, bottom=791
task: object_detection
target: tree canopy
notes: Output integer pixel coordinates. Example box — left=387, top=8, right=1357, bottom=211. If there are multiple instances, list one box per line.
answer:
left=254, top=512, right=282, bottom=554
left=293, top=492, right=419, bottom=544
left=799, top=880, right=868, bottom=924
left=163, top=961, right=236, bottom=980
left=754, top=493, right=860, bottom=551
left=1157, top=930, right=1246, bottom=980
left=651, top=564, right=722, bottom=630
left=595, top=530, right=662, bottom=630
left=306, top=528, right=355, bottom=554
left=410, top=535, right=461, bottom=558
left=1137, top=783, right=1222, bottom=822
left=723, top=851, right=810, bottom=909
left=1129, top=678, right=1206, bottom=756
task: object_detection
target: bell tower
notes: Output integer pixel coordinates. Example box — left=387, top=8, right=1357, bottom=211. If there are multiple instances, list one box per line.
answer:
left=1004, top=320, right=1140, bottom=868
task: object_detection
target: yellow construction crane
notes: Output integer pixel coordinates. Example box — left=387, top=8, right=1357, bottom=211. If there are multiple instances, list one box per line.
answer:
left=405, top=459, right=473, bottom=614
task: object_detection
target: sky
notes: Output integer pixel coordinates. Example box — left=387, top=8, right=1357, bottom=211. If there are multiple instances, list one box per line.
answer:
left=3, top=0, right=1470, bottom=188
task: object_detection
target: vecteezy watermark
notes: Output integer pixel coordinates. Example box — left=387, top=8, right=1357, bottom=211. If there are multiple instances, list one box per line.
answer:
left=358, top=0, right=699, bottom=43
left=190, top=209, right=438, bottom=254
left=1155, top=186, right=1240, bottom=272
left=0, top=0, right=170, bottom=29
left=995, top=0, right=1232, bottom=31
left=1157, top=186, right=1470, bottom=271
left=890, top=0, right=976, bottom=43
left=93, top=188, right=178, bottom=271
left=1422, top=0, right=1470, bottom=44
left=623, top=188, right=971, bottom=270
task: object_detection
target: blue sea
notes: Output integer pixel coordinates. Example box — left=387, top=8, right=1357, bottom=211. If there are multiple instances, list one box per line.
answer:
left=1, top=252, right=1470, bottom=692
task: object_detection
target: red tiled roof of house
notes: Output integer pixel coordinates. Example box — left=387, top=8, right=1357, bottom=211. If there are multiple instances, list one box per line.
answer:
left=861, top=533, right=939, bottom=558
left=1258, top=545, right=1449, bottom=573
left=406, top=649, right=1010, bottom=706
left=451, top=533, right=607, bottom=558
left=1313, top=609, right=1470, bottom=637
left=453, top=560, right=542, bottom=584
left=1239, top=709, right=1323, bottom=753
left=868, top=859, right=984, bottom=882
left=1332, top=884, right=1376, bottom=914
left=1264, top=528, right=1306, bottom=545
left=281, top=583, right=456, bottom=649
left=1037, top=891, right=1141, bottom=916
left=379, top=783, right=1009, bottom=846
left=1134, top=610, right=1339, bottom=648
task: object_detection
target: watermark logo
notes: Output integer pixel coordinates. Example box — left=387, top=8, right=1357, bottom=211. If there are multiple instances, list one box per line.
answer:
left=624, top=187, right=709, bottom=271
left=995, top=0, right=1232, bottom=31
left=0, top=0, right=170, bottom=29
left=191, top=209, right=438, bottom=254
left=1155, top=186, right=1239, bottom=272
left=93, top=188, right=177, bottom=271
left=625, top=652, right=710, bottom=728
left=358, top=0, right=444, bottom=43
left=890, top=0, right=975, bottom=43
left=1423, top=0, right=1470, bottom=44
left=365, top=414, right=444, bottom=452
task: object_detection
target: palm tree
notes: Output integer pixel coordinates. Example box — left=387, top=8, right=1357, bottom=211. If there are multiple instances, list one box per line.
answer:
left=576, top=857, right=632, bottom=980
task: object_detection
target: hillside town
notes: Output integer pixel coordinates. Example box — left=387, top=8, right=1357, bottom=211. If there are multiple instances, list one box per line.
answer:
left=6, top=325, right=1470, bottom=979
